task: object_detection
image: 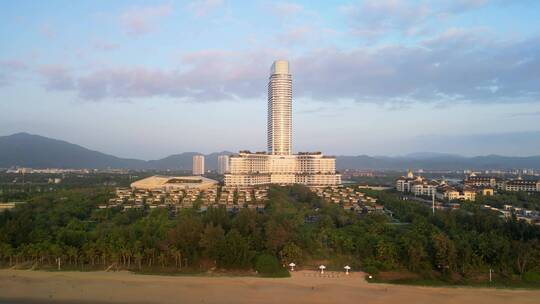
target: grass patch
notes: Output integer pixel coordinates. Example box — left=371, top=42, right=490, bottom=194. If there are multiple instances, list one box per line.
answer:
left=367, top=276, right=540, bottom=290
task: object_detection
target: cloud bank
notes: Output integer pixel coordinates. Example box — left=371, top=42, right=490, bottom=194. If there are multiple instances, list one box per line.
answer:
left=36, top=30, right=539, bottom=104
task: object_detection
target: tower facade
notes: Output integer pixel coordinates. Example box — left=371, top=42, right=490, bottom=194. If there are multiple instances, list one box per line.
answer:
left=217, top=155, right=230, bottom=174
left=192, top=155, right=205, bottom=175
left=267, top=60, right=292, bottom=155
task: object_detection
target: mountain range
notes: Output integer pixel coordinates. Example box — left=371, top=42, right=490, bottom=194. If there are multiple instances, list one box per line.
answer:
left=1, top=133, right=539, bottom=171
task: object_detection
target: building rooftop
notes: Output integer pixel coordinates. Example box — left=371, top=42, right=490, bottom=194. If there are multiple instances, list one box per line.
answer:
left=271, top=60, right=289, bottom=75
left=131, top=175, right=218, bottom=191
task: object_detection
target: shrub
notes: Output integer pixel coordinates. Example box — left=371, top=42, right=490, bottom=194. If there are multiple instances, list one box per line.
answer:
left=523, top=272, right=540, bottom=283
left=364, top=265, right=380, bottom=275
left=255, top=254, right=290, bottom=278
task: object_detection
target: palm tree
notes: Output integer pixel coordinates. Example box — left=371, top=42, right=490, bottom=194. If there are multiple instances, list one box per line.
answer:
left=170, top=248, right=182, bottom=269
left=144, top=248, right=155, bottom=267
left=49, top=243, right=63, bottom=270
left=67, top=247, right=79, bottom=266
left=83, top=243, right=97, bottom=266
left=37, top=242, right=50, bottom=266
left=134, top=252, right=143, bottom=271
left=0, top=243, right=13, bottom=266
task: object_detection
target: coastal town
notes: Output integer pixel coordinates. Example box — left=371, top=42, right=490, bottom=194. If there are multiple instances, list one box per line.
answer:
left=396, top=170, right=540, bottom=225
left=2, top=2, right=540, bottom=303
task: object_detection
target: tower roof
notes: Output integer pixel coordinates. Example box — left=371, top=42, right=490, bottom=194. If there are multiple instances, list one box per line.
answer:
left=271, top=60, right=289, bottom=75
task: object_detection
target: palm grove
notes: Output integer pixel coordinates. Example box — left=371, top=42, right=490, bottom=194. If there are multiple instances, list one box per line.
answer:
left=0, top=185, right=539, bottom=283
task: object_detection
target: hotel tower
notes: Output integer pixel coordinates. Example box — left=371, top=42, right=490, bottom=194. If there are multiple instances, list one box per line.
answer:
left=225, top=60, right=341, bottom=187
left=268, top=60, right=292, bottom=155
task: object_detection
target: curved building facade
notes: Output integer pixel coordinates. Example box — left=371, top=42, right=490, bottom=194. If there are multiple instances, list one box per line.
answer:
left=267, top=60, right=292, bottom=155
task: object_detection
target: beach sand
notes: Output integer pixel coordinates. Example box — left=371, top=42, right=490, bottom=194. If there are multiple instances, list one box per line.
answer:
left=0, top=269, right=539, bottom=304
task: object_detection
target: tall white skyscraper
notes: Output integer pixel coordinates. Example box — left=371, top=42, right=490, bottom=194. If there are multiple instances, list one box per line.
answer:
left=225, top=60, right=341, bottom=187
left=267, top=60, right=292, bottom=155
left=192, top=155, right=205, bottom=175
left=217, top=155, right=230, bottom=174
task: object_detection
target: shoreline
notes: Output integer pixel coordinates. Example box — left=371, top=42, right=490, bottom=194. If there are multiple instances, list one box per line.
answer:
left=1, top=269, right=540, bottom=304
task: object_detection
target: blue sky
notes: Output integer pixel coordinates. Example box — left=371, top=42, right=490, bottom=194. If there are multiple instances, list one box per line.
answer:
left=1, top=0, right=540, bottom=159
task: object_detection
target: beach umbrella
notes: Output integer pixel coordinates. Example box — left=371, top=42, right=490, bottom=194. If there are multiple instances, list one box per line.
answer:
left=344, top=265, right=351, bottom=275
left=319, top=265, right=326, bottom=274
left=289, top=262, right=296, bottom=271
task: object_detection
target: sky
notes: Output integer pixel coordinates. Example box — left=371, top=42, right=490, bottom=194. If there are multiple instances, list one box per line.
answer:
left=1, top=0, right=540, bottom=159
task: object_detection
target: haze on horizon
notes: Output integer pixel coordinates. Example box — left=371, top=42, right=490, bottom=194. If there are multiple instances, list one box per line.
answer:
left=1, top=0, right=539, bottom=160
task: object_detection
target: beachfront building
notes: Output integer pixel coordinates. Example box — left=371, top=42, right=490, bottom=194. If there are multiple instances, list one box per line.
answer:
left=225, top=60, right=340, bottom=187
left=192, top=155, right=205, bottom=175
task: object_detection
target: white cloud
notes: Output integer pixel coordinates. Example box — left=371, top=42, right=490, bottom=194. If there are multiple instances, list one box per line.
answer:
left=187, top=0, right=224, bottom=17
left=38, top=64, right=75, bottom=90
left=120, top=4, right=173, bottom=36
left=35, top=30, right=540, bottom=105
left=269, top=2, right=305, bottom=16
left=339, top=0, right=490, bottom=39
left=38, top=24, right=56, bottom=39
left=275, top=25, right=313, bottom=45
left=0, top=60, right=29, bottom=86
left=92, top=40, right=120, bottom=51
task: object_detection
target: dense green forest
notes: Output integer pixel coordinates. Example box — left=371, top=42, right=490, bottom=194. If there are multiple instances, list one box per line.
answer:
left=0, top=185, right=539, bottom=285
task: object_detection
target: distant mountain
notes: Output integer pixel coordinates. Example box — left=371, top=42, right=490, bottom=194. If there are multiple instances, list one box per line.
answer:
left=0, top=133, right=233, bottom=170
left=405, top=131, right=540, bottom=157
left=1, top=133, right=539, bottom=171
left=403, top=152, right=463, bottom=159
left=0, top=133, right=147, bottom=169
left=335, top=154, right=540, bottom=170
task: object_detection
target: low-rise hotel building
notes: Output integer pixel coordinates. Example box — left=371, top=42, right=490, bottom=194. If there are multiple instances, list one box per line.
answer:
left=437, top=185, right=477, bottom=201
left=131, top=175, right=218, bottom=191
left=225, top=151, right=341, bottom=187
left=396, top=170, right=437, bottom=196
left=504, top=179, right=540, bottom=192
left=464, top=173, right=497, bottom=188
left=396, top=170, right=483, bottom=201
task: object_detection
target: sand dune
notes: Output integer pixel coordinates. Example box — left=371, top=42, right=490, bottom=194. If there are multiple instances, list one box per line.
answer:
left=0, top=269, right=538, bottom=304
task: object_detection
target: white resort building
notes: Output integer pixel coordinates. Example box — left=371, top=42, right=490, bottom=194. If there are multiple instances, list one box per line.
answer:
left=224, top=60, right=341, bottom=187
left=396, top=170, right=438, bottom=196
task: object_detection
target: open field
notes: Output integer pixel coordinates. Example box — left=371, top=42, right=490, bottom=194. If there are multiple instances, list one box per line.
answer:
left=1, top=270, right=539, bottom=304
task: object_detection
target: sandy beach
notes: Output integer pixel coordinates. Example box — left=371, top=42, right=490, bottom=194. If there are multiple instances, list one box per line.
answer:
left=0, top=269, right=539, bottom=304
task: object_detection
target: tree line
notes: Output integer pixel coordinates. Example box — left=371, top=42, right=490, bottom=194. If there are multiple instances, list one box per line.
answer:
left=0, top=185, right=539, bottom=283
